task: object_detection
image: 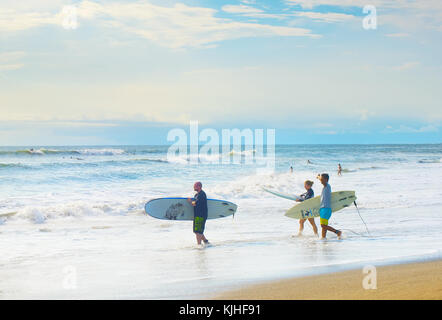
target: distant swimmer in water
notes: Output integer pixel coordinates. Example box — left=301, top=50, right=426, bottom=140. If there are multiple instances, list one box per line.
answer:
left=337, top=163, right=342, bottom=176
left=295, top=180, right=318, bottom=237
left=307, top=160, right=312, bottom=164
left=187, top=181, right=210, bottom=247
left=290, top=166, right=293, bottom=173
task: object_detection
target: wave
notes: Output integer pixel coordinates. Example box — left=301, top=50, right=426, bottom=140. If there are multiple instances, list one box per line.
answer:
left=138, top=149, right=166, bottom=154
left=228, top=149, right=257, bottom=156
left=76, top=148, right=126, bottom=156
left=0, top=157, right=171, bottom=171
left=129, top=158, right=169, bottom=163
left=210, top=171, right=309, bottom=200
left=418, top=159, right=441, bottom=164
left=5, top=201, right=146, bottom=224
left=354, top=166, right=384, bottom=171
left=0, top=148, right=127, bottom=156
left=0, top=163, right=30, bottom=169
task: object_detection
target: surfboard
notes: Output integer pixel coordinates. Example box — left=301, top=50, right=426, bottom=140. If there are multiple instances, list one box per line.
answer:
left=145, top=197, right=237, bottom=220
left=285, top=191, right=356, bottom=219
left=262, top=187, right=301, bottom=201
left=0, top=211, right=17, bottom=218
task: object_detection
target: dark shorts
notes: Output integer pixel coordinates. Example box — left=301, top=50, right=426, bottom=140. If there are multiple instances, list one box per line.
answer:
left=193, top=216, right=207, bottom=234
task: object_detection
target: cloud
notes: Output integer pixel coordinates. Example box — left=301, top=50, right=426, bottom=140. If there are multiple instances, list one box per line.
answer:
left=0, top=51, right=25, bottom=71
left=0, top=1, right=319, bottom=49
left=384, top=124, right=439, bottom=133
left=359, top=109, right=373, bottom=121
left=0, top=63, right=24, bottom=71
left=393, top=61, right=420, bottom=71
left=0, top=51, right=25, bottom=61
left=286, top=0, right=442, bottom=32
left=384, top=33, right=409, bottom=38
left=221, top=4, right=263, bottom=14
left=222, top=4, right=357, bottom=22
left=285, top=0, right=437, bottom=9
left=293, top=11, right=356, bottom=23
left=311, top=123, right=334, bottom=128
left=0, top=8, right=59, bottom=31
left=222, top=5, right=291, bottom=20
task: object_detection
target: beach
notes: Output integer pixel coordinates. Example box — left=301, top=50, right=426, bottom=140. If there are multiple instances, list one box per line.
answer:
left=1, top=145, right=441, bottom=299
left=214, top=259, right=442, bottom=300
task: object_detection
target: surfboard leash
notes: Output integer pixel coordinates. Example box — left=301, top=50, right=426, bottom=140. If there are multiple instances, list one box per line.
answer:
left=354, top=201, right=371, bottom=236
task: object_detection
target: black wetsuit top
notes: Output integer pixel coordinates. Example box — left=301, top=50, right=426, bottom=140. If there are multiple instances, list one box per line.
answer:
left=194, top=190, right=208, bottom=219
left=299, top=189, right=314, bottom=201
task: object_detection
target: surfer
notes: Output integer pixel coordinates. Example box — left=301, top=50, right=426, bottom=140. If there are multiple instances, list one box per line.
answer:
left=187, top=182, right=210, bottom=246
left=318, top=174, right=342, bottom=240
left=337, top=163, right=342, bottom=176
left=296, top=180, right=318, bottom=236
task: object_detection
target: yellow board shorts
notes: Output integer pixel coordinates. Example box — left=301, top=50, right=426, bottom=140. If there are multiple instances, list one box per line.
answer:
left=319, top=208, right=332, bottom=226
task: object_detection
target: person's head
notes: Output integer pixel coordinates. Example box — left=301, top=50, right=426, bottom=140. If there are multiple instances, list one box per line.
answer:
left=194, top=181, right=202, bottom=192
left=318, top=173, right=329, bottom=186
left=304, top=180, right=313, bottom=190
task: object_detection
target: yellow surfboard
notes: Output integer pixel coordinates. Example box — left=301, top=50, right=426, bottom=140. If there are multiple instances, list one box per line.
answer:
left=285, top=191, right=356, bottom=219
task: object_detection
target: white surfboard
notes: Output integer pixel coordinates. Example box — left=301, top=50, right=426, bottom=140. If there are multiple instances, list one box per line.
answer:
left=285, top=191, right=356, bottom=219
left=0, top=211, right=17, bottom=218
left=145, top=197, right=237, bottom=220
left=262, top=187, right=301, bottom=201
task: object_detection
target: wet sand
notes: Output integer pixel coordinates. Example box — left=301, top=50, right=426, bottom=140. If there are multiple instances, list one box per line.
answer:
left=214, top=260, right=442, bottom=300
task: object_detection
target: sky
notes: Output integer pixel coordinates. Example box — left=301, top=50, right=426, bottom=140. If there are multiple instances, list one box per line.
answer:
left=0, top=0, right=441, bottom=145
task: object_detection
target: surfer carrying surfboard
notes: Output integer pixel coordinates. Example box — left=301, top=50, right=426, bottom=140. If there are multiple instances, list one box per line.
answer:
left=187, top=182, right=210, bottom=246
left=318, top=174, right=342, bottom=240
left=296, top=180, right=318, bottom=236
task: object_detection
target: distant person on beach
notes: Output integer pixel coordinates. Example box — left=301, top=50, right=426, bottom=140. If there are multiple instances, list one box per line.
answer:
left=337, top=163, right=342, bottom=176
left=290, top=166, right=293, bottom=173
left=296, top=180, right=318, bottom=236
left=187, top=181, right=210, bottom=246
left=317, top=173, right=342, bottom=240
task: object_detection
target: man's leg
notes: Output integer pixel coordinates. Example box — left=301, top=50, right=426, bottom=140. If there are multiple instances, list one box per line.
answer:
left=197, top=233, right=205, bottom=245
left=320, top=219, right=341, bottom=239
left=321, top=224, right=327, bottom=238
left=194, top=217, right=204, bottom=245
left=326, top=225, right=342, bottom=238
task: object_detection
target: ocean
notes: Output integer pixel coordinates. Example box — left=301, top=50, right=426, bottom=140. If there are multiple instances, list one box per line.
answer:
left=0, top=144, right=441, bottom=298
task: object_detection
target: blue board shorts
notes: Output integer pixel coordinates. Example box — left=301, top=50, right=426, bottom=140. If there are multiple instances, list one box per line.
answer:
left=319, top=208, right=332, bottom=226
